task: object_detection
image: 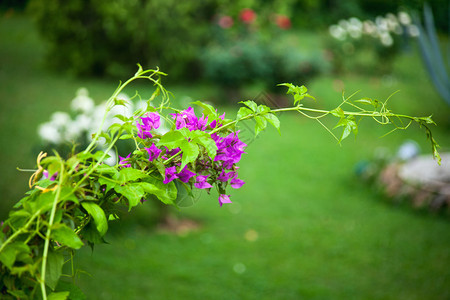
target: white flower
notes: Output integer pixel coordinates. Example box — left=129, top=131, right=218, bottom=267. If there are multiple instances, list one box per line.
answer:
left=348, top=26, right=362, bottom=39
left=329, top=25, right=347, bottom=41
left=50, top=111, right=71, bottom=128
left=407, top=25, right=420, bottom=37
left=375, top=16, right=388, bottom=32
left=38, top=122, right=62, bottom=144
left=349, top=17, right=362, bottom=30
left=363, top=20, right=377, bottom=35
left=398, top=11, right=411, bottom=25
left=73, top=114, right=92, bottom=132
left=385, top=13, right=401, bottom=34
left=71, top=88, right=95, bottom=114
left=380, top=32, right=394, bottom=47
left=338, top=20, right=350, bottom=30
left=64, top=114, right=92, bottom=141
left=65, top=120, right=83, bottom=141
left=91, top=102, right=107, bottom=132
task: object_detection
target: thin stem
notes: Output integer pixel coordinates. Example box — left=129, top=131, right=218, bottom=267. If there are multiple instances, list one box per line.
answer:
left=68, top=134, right=121, bottom=198
left=40, top=157, right=65, bottom=300
left=0, top=210, right=42, bottom=253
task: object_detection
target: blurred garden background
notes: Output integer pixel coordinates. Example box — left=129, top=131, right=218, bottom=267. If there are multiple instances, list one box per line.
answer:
left=1, top=0, right=450, bottom=299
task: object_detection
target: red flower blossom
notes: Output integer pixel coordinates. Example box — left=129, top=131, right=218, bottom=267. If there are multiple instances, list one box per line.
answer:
left=240, top=8, right=256, bottom=24
left=275, top=14, right=291, bottom=29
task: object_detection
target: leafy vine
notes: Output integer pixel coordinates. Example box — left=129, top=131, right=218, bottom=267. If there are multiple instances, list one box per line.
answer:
left=0, top=66, right=440, bottom=299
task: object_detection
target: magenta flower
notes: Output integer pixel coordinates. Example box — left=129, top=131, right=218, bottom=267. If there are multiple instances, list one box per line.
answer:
left=43, top=170, right=58, bottom=181
left=194, top=175, right=212, bottom=189
left=119, top=153, right=131, bottom=168
left=171, top=107, right=199, bottom=131
left=218, top=194, right=232, bottom=207
left=230, top=177, right=245, bottom=189
left=145, top=143, right=162, bottom=161
left=178, top=167, right=196, bottom=183
left=142, top=112, right=160, bottom=129
left=217, top=170, right=235, bottom=182
left=137, top=112, right=160, bottom=139
left=163, top=166, right=178, bottom=184
left=197, top=114, right=209, bottom=131
left=213, top=131, right=247, bottom=169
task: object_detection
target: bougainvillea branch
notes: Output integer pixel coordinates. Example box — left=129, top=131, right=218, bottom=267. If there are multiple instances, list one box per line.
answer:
left=0, top=66, right=440, bottom=299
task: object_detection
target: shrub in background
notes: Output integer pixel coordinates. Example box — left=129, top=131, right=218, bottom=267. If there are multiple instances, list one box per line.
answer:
left=27, top=0, right=216, bottom=80
left=200, top=8, right=330, bottom=101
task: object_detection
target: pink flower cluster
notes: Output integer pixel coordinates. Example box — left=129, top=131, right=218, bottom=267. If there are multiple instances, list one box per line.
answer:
left=119, top=108, right=247, bottom=207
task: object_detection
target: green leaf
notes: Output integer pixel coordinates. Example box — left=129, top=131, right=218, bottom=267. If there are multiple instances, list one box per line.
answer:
left=143, top=176, right=177, bottom=205
left=278, top=83, right=307, bottom=95
left=113, top=114, right=132, bottom=122
left=293, top=93, right=305, bottom=105
left=355, top=97, right=379, bottom=108
left=96, top=164, right=119, bottom=176
left=108, top=123, right=123, bottom=136
left=97, top=131, right=112, bottom=144
left=51, top=224, right=84, bottom=249
left=256, top=104, right=270, bottom=114
left=179, top=140, right=199, bottom=170
left=48, top=291, right=70, bottom=300
left=334, top=116, right=358, bottom=142
left=0, top=242, right=30, bottom=270
left=330, top=107, right=345, bottom=118
left=254, top=116, right=267, bottom=136
left=59, top=187, right=79, bottom=205
left=92, top=151, right=105, bottom=162
left=80, top=221, right=104, bottom=247
left=113, top=98, right=128, bottom=107
left=354, top=98, right=372, bottom=105
left=45, top=250, right=64, bottom=290
left=98, top=177, right=117, bottom=193
left=55, top=280, right=86, bottom=300
left=192, top=101, right=218, bottom=118
left=278, top=83, right=314, bottom=105
left=114, top=184, right=145, bottom=210
left=81, top=202, right=108, bottom=236
left=263, top=113, right=280, bottom=133
left=119, top=133, right=134, bottom=140
left=7, top=209, right=30, bottom=229
left=47, top=161, right=62, bottom=179
left=158, top=130, right=185, bottom=149
left=115, top=168, right=148, bottom=184
left=237, top=107, right=254, bottom=120
left=196, top=135, right=217, bottom=159
left=34, top=192, right=56, bottom=213
left=152, top=159, right=166, bottom=178
left=239, top=100, right=257, bottom=112
left=66, top=156, right=80, bottom=173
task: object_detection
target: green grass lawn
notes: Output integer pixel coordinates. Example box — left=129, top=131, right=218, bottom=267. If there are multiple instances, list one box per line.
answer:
left=1, top=12, right=450, bottom=300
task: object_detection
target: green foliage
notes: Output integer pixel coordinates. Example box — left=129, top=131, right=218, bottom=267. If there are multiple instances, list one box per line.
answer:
left=26, top=0, right=216, bottom=79
left=200, top=13, right=330, bottom=92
